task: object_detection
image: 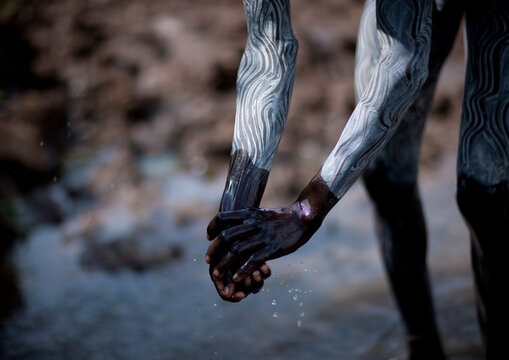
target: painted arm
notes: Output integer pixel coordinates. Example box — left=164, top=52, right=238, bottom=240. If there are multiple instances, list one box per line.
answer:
left=206, top=0, right=298, bottom=301
left=208, top=0, right=433, bottom=284
left=219, top=0, right=298, bottom=212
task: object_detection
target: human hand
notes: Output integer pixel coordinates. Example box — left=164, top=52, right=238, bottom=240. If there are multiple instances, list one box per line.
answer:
left=206, top=221, right=272, bottom=302
left=207, top=203, right=320, bottom=288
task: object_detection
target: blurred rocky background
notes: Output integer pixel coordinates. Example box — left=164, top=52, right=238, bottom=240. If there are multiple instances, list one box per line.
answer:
left=0, top=0, right=480, bottom=359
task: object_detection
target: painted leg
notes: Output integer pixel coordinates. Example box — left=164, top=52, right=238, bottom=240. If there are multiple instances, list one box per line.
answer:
left=357, top=1, right=464, bottom=358
left=457, top=2, right=509, bottom=358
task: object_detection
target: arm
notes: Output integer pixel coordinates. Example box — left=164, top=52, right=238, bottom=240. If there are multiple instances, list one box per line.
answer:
left=220, top=0, right=298, bottom=212
left=320, top=0, right=432, bottom=200
left=208, top=0, right=433, bottom=283
left=207, top=0, right=298, bottom=300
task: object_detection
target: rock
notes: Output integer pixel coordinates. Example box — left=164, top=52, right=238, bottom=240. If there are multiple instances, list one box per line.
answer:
left=80, top=235, right=183, bottom=272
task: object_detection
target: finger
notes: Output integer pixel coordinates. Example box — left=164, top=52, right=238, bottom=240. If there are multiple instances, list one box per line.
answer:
left=231, top=291, right=246, bottom=302
left=207, top=221, right=259, bottom=264
left=260, top=264, right=271, bottom=278
left=233, top=250, right=266, bottom=283
left=252, top=270, right=262, bottom=283
left=219, top=220, right=259, bottom=243
left=221, top=280, right=235, bottom=299
left=251, top=279, right=264, bottom=294
left=211, top=269, right=238, bottom=301
left=214, top=240, right=261, bottom=279
left=244, top=276, right=252, bottom=287
left=213, top=277, right=224, bottom=294
left=207, top=209, right=255, bottom=240
left=206, top=238, right=226, bottom=264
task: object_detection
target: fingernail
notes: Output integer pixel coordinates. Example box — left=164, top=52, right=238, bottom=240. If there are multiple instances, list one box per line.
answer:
left=222, top=284, right=232, bottom=298
left=205, top=255, right=211, bottom=264
left=233, top=292, right=246, bottom=302
left=232, top=274, right=239, bottom=282
left=261, top=265, right=269, bottom=275
left=213, top=269, right=219, bottom=279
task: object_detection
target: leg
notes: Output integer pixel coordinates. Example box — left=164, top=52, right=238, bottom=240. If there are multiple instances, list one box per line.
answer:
left=357, top=1, right=464, bottom=359
left=457, top=1, right=509, bottom=358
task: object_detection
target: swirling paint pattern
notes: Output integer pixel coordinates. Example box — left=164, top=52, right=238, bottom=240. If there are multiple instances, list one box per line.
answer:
left=320, top=0, right=433, bottom=199
left=232, top=0, right=298, bottom=171
left=459, top=1, right=509, bottom=185
left=354, top=0, right=380, bottom=104
left=360, top=0, right=464, bottom=185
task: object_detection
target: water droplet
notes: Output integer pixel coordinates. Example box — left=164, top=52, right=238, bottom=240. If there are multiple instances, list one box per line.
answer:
left=299, top=302, right=303, bottom=307
left=293, top=295, right=298, bottom=301
left=40, top=141, right=44, bottom=146
left=214, top=351, right=218, bottom=355
left=297, top=320, right=302, bottom=327
left=272, top=312, right=278, bottom=318
left=110, top=183, right=115, bottom=188
left=304, top=268, right=308, bottom=272
left=213, top=303, right=217, bottom=307
left=193, top=258, right=197, bottom=262
left=271, top=300, right=277, bottom=306
left=288, top=289, right=293, bottom=294
left=53, top=176, right=57, bottom=182
left=300, top=312, right=305, bottom=317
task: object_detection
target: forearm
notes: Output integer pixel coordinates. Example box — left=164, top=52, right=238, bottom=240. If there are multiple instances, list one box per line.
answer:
left=297, top=0, right=432, bottom=221
left=221, top=0, right=298, bottom=211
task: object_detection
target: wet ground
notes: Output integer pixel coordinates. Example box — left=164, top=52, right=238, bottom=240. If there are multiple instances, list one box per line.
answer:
left=0, top=154, right=483, bottom=360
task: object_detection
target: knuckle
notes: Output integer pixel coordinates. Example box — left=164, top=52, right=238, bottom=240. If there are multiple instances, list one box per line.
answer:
left=220, top=293, right=232, bottom=301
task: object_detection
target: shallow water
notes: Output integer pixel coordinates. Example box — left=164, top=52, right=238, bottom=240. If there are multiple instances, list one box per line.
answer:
left=1, top=154, right=483, bottom=360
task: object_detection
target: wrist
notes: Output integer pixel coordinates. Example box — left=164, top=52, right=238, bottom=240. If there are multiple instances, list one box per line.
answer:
left=220, top=150, right=269, bottom=211
left=295, top=174, right=338, bottom=231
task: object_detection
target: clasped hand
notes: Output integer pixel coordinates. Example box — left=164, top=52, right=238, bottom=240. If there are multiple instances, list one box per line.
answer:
left=206, top=202, right=318, bottom=302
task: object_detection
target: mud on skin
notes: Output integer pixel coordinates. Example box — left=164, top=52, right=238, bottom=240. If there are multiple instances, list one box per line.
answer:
left=207, top=149, right=271, bottom=302
left=207, top=174, right=338, bottom=300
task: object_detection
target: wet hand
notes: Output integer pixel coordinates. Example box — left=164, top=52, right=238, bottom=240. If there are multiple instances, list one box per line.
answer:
left=206, top=254, right=271, bottom=302
left=206, top=216, right=272, bottom=302
left=207, top=203, right=319, bottom=286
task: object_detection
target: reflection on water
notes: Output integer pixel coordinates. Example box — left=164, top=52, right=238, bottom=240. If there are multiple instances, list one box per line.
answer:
left=1, top=153, right=483, bottom=360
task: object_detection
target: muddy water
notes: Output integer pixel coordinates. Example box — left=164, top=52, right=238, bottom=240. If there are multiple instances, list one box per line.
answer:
left=0, top=155, right=483, bottom=360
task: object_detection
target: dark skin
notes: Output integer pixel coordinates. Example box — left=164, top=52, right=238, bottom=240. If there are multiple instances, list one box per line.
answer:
left=207, top=174, right=338, bottom=301
left=206, top=232, right=271, bottom=301
left=207, top=150, right=274, bottom=302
